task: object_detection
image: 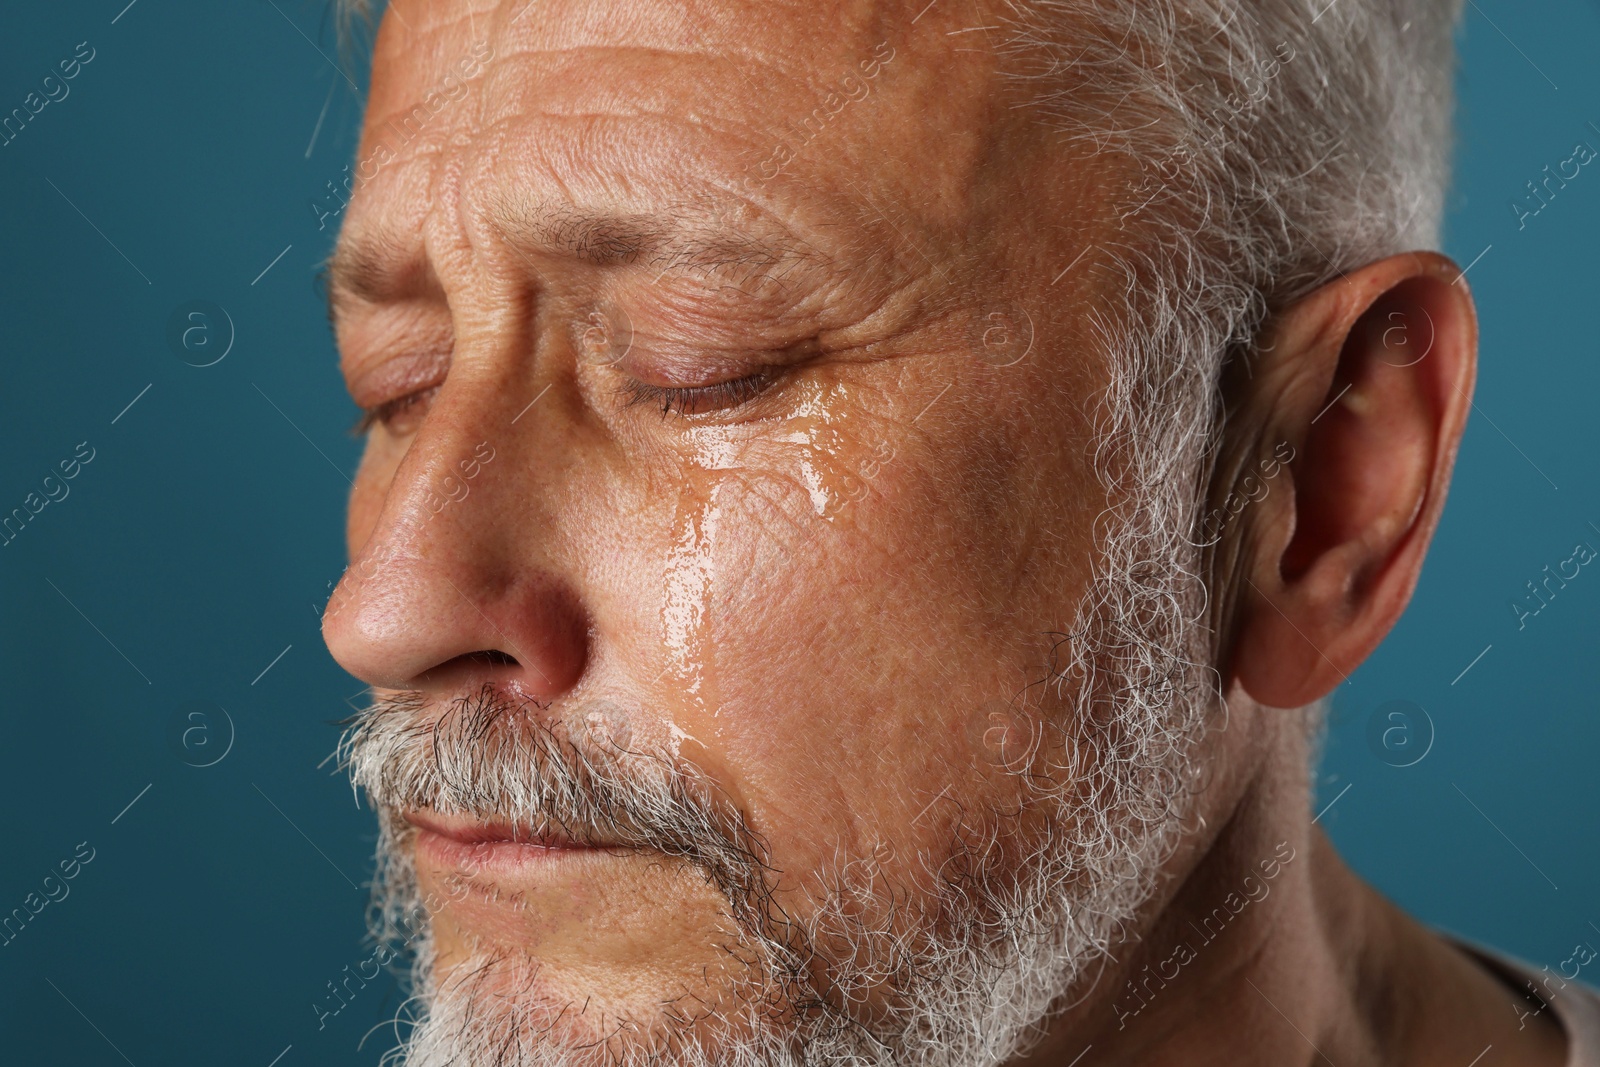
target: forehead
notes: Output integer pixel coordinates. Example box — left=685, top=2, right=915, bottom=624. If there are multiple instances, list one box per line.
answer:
left=331, top=0, right=1021, bottom=309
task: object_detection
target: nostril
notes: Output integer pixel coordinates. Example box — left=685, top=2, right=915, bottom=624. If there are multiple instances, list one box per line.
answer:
left=418, top=648, right=523, bottom=688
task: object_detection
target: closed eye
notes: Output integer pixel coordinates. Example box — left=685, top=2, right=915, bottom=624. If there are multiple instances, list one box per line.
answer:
left=619, top=373, right=774, bottom=416
left=351, top=384, right=441, bottom=436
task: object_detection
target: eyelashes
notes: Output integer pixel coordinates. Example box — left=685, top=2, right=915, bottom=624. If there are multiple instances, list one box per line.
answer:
left=618, top=372, right=775, bottom=416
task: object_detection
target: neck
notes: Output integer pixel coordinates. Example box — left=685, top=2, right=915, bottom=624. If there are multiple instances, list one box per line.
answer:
left=1019, top=700, right=1569, bottom=1067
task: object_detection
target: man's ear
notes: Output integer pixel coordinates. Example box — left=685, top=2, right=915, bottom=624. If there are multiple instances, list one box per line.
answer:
left=1221, top=252, right=1478, bottom=708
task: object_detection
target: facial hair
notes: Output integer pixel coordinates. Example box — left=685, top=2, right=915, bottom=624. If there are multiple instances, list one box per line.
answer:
left=339, top=598, right=1212, bottom=1067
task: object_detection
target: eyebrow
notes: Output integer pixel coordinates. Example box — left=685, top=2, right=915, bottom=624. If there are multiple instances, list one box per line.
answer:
left=325, top=200, right=820, bottom=322
left=505, top=202, right=811, bottom=274
left=324, top=226, right=427, bottom=323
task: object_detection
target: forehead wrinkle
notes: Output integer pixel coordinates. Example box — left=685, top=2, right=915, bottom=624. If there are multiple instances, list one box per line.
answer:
left=485, top=195, right=824, bottom=285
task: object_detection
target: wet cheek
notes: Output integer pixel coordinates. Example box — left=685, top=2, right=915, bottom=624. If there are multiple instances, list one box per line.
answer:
left=648, top=402, right=901, bottom=743
left=633, top=375, right=1054, bottom=876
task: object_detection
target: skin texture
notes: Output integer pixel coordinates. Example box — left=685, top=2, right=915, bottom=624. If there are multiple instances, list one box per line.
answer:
left=320, top=1, right=1567, bottom=1063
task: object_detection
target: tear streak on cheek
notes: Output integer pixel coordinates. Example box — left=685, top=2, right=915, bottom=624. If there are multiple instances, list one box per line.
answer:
left=661, top=467, right=726, bottom=727
left=656, top=388, right=877, bottom=742
left=784, top=426, right=867, bottom=523
left=777, top=382, right=874, bottom=525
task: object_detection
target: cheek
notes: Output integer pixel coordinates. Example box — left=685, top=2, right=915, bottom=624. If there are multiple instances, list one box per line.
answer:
left=682, top=401, right=1085, bottom=895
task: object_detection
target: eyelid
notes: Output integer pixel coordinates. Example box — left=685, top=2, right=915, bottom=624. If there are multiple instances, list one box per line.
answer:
left=609, top=334, right=821, bottom=418
left=351, top=383, right=442, bottom=436
left=344, top=337, right=453, bottom=436
left=616, top=335, right=821, bottom=387
left=617, top=331, right=825, bottom=377
left=342, top=312, right=453, bottom=407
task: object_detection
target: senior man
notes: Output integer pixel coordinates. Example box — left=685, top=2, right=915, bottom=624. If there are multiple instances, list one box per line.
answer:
left=318, top=0, right=1600, bottom=1064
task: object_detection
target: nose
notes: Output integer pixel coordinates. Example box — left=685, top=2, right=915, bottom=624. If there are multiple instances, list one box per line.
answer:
left=321, top=397, right=588, bottom=699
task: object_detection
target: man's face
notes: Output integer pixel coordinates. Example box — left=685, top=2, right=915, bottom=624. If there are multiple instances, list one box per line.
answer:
left=323, top=0, right=1189, bottom=1061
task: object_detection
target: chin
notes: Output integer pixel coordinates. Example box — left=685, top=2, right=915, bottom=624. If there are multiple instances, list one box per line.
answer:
left=393, top=934, right=804, bottom=1067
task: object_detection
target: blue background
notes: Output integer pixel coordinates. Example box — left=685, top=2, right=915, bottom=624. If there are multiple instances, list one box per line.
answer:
left=0, top=1, right=1595, bottom=1063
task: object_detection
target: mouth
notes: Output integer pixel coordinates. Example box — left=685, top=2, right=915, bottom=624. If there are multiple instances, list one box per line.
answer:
left=404, top=810, right=619, bottom=878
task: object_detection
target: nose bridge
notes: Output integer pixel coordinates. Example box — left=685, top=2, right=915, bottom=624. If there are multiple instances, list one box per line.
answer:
left=323, top=376, right=589, bottom=697
left=399, top=412, right=504, bottom=552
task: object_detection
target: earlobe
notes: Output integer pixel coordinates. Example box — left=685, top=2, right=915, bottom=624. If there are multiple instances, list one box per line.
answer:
left=1225, top=253, right=1477, bottom=708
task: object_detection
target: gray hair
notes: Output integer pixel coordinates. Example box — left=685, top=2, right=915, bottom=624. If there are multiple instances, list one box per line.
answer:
left=988, top=0, right=1462, bottom=753
left=1000, top=0, right=1462, bottom=512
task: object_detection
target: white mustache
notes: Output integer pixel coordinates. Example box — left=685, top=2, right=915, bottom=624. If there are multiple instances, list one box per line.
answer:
left=337, top=685, right=776, bottom=919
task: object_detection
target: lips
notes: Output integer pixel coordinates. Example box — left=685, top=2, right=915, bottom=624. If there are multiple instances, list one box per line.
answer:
left=405, top=810, right=615, bottom=878
left=405, top=810, right=585, bottom=847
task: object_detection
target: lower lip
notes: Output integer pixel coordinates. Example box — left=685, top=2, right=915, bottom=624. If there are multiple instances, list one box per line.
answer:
left=413, top=827, right=607, bottom=878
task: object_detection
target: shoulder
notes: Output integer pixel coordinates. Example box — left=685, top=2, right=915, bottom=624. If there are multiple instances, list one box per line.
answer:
left=1450, top=936, right=1600, bottom=1067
